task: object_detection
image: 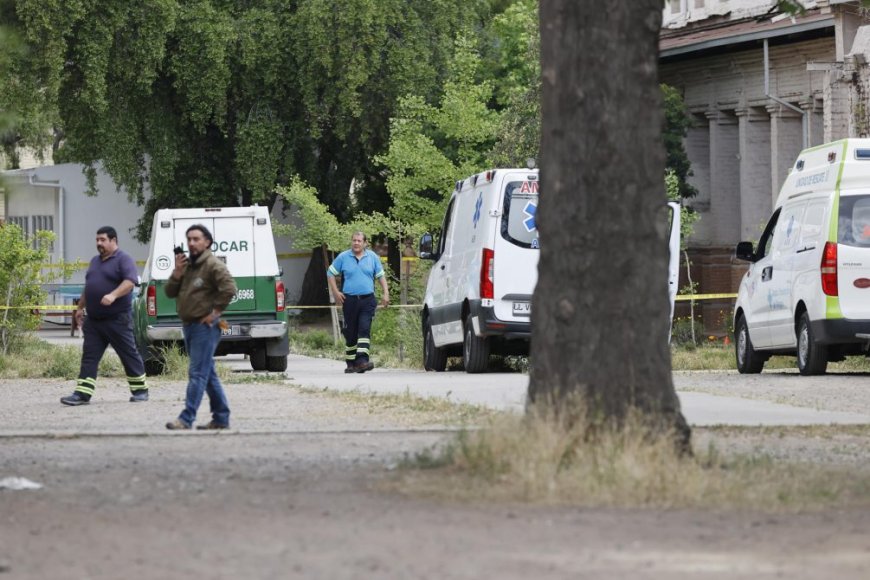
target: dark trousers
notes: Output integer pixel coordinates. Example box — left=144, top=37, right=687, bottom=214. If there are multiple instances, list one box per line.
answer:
left=75, top=312, right=147, bottom=396
left=342, top=294, right=377, bottom=366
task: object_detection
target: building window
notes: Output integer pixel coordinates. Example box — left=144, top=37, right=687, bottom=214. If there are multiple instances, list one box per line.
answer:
left=31, top=215, right=55, bottom=251
left=32, top=214, right=53, bottom=234
left=7, top=215, right=28, bottom=237
left=669, top=0, right=681, bottom=14
left=694, top=0, right=705, bottom=8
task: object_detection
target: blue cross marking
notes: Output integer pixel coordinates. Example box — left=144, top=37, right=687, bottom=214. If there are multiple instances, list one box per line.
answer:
left=473, top=193, right=483, bottom=228
left=523, top=200, right=537, bottom=232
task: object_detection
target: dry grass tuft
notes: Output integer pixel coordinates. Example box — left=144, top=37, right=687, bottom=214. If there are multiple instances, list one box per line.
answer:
left=395, top=410, right=870, bottom=511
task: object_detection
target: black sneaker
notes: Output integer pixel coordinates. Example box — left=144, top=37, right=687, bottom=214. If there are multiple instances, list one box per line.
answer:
left=355, top=361, right=375, bottom=373
left=60, top=392, right=91, bottom=406
left=129, top=390, right=149, bottom=402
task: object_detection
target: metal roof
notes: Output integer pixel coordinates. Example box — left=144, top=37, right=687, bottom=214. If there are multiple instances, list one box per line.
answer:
left=660, top=11, right=835, bottom=59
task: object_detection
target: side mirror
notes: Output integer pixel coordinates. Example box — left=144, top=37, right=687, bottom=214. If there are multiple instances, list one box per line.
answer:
left=735, top=241, right=756, bottom=262
left=419, top=233, right=437, bottom=260
left=278, top=266, right=284, bottom=277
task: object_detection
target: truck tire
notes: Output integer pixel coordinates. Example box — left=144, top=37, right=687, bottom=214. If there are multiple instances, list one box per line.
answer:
left=144, top=357, right=165, bottom=376
left=250, top=347, right=267, bottom=371
left=735, top=315, right=765, bottom=374
left=423, top=317, right=447, bottom=372
left=266, top=355, right=288, bottom=372
left=797, top=312, right=827, bottom=376
left=463, top=314, right=490, bottom=373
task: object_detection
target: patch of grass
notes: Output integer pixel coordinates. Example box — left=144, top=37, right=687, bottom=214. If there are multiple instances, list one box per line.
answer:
left=393, top=410, right=870, bottom=511
left=290, top=328, right=344, bottom=360
left=294, top=385, right=497, bottom=425
left=672, top=343, right=870, bottom=372
left=0, top=334, right=124, bottom=379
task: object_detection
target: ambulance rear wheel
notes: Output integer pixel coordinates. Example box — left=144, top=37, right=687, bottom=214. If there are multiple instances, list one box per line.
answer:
left=797, top=312, right=827, bottom=376
left=250, top=347, right=267, bottom=371
left=423, top=318, right=447, bottom=372
left=463, top=314, right=490, bottom=373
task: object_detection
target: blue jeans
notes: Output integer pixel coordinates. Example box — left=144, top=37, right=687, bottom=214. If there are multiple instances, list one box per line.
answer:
left=179, top=321, right=230, bottom=427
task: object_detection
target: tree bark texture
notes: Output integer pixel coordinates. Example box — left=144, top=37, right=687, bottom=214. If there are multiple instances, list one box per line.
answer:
left=530, top=0, right=689, bottom=440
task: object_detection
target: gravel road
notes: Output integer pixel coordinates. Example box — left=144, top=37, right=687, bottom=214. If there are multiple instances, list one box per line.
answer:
left=0, top=374, right=868, bottom=579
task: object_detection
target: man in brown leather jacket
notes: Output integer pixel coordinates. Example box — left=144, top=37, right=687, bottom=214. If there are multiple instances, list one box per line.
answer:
left=164, top=224, right=237, bottom=430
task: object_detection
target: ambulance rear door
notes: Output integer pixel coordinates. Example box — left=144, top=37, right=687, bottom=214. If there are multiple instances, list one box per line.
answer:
left=491, top=171, right=539, bottom=323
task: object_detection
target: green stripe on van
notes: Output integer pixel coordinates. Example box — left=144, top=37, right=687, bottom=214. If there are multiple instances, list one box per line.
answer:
left=826, top=295, right=843, bottom=319
left=828, top=140, right=849, bottom=242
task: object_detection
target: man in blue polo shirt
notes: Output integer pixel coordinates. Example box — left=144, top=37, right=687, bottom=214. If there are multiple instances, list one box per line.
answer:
left=327, top=232, right=390, bottom=373
left=61, top=226, right=148, bottom=406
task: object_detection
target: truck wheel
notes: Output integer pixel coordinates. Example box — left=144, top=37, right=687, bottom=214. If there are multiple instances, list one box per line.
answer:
left=250, top=348, right=267, bottom=371
left=143, top=357, right=165, bottom=376
left=266, top=355, right=288, bottom=372
left=735, top=315, right=765, bottom=374
left=463, top=314, right=490, bottom=373
left=423, top=318, right=447, bottom=372
left=797, top=312, right=827, bottom=376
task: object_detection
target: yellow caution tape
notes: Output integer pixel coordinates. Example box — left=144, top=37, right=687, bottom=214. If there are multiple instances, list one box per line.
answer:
left=0, top=305, right=78, bottom=311
left=675, top=293, right=737, bottom=301
left=2, top=293, right=739, bottom=312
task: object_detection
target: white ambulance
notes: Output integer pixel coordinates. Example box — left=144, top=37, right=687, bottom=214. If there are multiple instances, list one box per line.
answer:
left=133, top=206, right=289, bottom=373
left=419, top=168, right=682, bottom=373
left=734, top=139, right=870, bottom=375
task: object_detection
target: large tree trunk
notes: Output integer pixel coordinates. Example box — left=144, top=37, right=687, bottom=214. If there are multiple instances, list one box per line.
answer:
left=530, top=0, right=689, bottom=445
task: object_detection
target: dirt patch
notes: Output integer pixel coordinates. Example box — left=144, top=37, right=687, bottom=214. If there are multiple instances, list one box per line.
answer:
left=0, top=378, right=869, bottom=579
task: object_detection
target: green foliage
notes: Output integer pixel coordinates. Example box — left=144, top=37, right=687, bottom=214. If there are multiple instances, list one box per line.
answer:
left=274, top=175, right=400, bottom=251
left=0, top=224, right=77, bottom=355
left=3, top=0, right=489, bottom=240
left=375, top=33, right=501, bottom=233
left=666, top=169, right=700, bottom=249
left=662, top=83, right=698, bottom=199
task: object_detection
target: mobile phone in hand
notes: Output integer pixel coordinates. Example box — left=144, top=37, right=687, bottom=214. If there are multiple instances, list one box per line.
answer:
left=174, top=245, right=185, bottom=255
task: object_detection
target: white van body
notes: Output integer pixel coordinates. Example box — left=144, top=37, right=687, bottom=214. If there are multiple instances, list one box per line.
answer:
left=421, top=169, right=681, bottom=373
left=734, top=139, right=870, bottom=375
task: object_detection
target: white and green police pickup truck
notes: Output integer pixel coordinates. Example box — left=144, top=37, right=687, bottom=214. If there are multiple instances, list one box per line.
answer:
left=133, top=206, right=289, bottom=374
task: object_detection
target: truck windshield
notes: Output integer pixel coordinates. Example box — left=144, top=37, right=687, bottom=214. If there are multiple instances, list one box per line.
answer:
left=501, top=180, right=539, bottom=249
left=838, top=194, right=870, bottom=248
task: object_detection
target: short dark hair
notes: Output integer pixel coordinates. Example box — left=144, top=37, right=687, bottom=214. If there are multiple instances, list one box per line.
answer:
left=96, top=226, right=117, bottom=241
left=186, top=224, right=213, bottom=244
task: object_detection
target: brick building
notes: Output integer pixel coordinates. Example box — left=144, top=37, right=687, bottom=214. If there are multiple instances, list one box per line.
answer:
left=660, top=0, right=870, bottom=331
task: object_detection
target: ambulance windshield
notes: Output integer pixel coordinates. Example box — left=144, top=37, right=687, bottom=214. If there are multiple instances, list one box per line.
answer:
left=501, top=180, right=539, bottom=249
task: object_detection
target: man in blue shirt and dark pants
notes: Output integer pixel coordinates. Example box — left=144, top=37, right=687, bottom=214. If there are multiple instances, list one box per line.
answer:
left=61, top=226, right=148, bottom=406
left=327, top=232, right=390, bottom=373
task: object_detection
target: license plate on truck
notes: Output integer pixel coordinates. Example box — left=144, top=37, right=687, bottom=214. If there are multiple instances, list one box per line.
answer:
left=221, top=325, right=240, bottom=336
left=512, top=302, right=531, bottom=316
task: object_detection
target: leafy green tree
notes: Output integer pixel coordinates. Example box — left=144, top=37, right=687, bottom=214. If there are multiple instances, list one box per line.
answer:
left=662, top=84, right=697, bottom=199
left=0, top=226, right=78, bottom=354
left=374, top=33, right=501, bottom=234
left=0, top=0, right=488, bottom=240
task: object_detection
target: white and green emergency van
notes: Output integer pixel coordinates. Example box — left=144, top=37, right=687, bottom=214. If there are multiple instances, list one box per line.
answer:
left=734, top=138, right=870, bottom=375
left=133, top=206, right=289, bottom=374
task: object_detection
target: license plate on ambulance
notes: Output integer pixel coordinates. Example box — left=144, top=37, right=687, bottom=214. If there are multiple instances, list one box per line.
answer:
left=512, top=302, right=531, bottom=316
